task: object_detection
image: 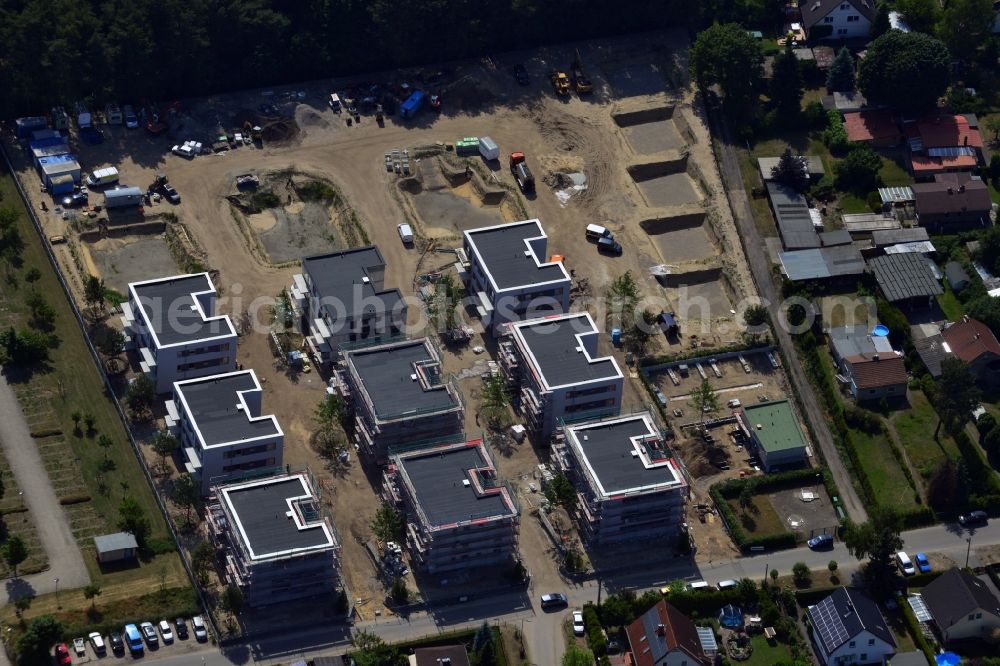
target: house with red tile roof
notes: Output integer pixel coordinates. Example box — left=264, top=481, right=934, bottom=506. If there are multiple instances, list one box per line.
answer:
left=941, top=316, right=1000, bottom=387
left=843, top=110, right=901, bottom=147
left=843, top=352, right=908, bottom=402
left=625, top=600, right=712, bottom=666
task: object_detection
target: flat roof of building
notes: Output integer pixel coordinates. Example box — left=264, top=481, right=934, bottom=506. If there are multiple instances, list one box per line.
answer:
left=741, top=400, right=807, bottom=453
left=779, top=246, right=866, bottom=281
left=395, top=440, right=517, bottom=530
left=511, top=313, right=622, bottom=389
left=219, top=474, right=336, bottom=561
left=345, top=338, right=460, bottom=421
left=869, top=253, right=943, bottom=302
left=464, top=219, right=570, bottom=292
left=173, top=370, right=281, bottom=448
left=765, top=182, right=820, bottom=250
left=128, top=273, right=236, bottom=347
left=302, top=246, right=404, bottom=320
left=565, top=413, right=686, bottom=498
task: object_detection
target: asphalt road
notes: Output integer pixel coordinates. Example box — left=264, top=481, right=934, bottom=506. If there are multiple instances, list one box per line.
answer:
left=161, top=519, right=999, bottom=666
left=703, top=94, right=868, bottom=525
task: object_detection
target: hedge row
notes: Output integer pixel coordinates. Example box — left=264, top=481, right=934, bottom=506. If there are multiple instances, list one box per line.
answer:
left=714, top=466, right=834, bottom=499
left=710, top=481, right=800, bottom=553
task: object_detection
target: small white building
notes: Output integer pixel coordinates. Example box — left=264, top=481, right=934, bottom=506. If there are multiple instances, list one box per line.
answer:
left=498, top=312, right=623, bottom=439
left=166, top=369, right=283, bottom=494
left=122, top=273, right=237, bottom=394
left=801, top=0, right=875, bottom=41
left=458, top=219, right=571, bottom=335
left=808, top=587, right=896, bottom=666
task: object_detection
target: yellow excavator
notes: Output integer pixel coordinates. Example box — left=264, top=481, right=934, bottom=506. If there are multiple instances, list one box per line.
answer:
left=552, top=71, right=571, bottom=96
left=572, top=50, right=593, bottom=94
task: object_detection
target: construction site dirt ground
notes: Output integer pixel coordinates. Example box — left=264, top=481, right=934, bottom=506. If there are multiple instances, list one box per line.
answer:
left=3, top=30, right=759, bottom=610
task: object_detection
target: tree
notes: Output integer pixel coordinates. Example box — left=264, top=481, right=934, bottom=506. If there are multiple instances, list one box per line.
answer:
left=83, top=583, right=102, bottom=610
left=84, top=274, right=106, bottom=312
left=84, top=413, right=96, bottom=434
left=126, top=374, right=155, bottom=418
left=544, top=474, right=578, bottom=510
left=117, top=497, right=151, bottom=547
left=0, top=326, right=50, bottom=365
left=151, top=431, right=180, bottom=471
left=938, top=0, right=994, bottom=62
left=844, top=507, right=903, bottom=599
left=600, top=593, right=633, bottom=627
left=97, top=434, right=113, bottom=462
left=220, top=583, right=244, bottom=615
left=826, top=47, right=855, bottom=93
left=935, top=358, right=981, bottom=439
left=743, top=303, right=770, bottom=342
left=987, top=117, right=1000, bottom=145
left=99, top=329, right=126, bottom=357
left=792, top=561, right=812, bottom=587
left=835, top=145, right=883, bottom=193
left=691, top=378, right=719, bottom=424
left=71, top=410, right=82, bottom=433
left=857, top=31, right=950, bottom=111
left=390, top=577, right=409, bottom=603
left=770, top=42, right=803, bottom=121
left=15, top=615, right=64, bottom=665
left=172, top=473, right=200, bottom=522
left=480, top=372, right=511, bottom=430
left=896, top=0, right=941, bottom=34
left=769, top=568, right=779, bottom=582
left=870, top=1, right=891, bottom=38
left=369, top=502, right=403, bottom=543
left=2, top=535, right=28, bottom=576
left=24, top=267, right=41, bottom=290
left=473, top=621, right=493, bottom=653
left=351, top=628, right=396, bottom=666
left=191, top=540, right=215, bottom=585
left=770, top=149, right=810, bottom=192
left=689, top=23, right=764, bottom=120
left=738, top=484, right=754, bottom=513
left=926, top=458, right=960, bottom=510
left=562, top=645, right=595, bottom=666
left=828, top=560, right=839, bottom=575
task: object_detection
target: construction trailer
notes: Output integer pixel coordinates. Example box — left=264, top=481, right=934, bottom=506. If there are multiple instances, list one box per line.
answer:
left=399, top=91, right=426, bottom=119
left=104, top=186, right=143, bottom=209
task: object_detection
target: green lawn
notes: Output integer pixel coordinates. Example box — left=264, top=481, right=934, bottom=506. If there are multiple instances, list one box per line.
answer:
left=890, top=391, right=959, bottom=478
left=990, top=181, right=1000, bottom=206
left=726, top=497, right=790, bottom=537
left=743, top=634, right=795, bottom=666
left=850, top=426, right=920, bottom=510
left=936, top=284, right=965, bottom=321
left=738, top=150, right=779, bottom=236
left=0, top=165, right=181, bottom=586
left=838, top=192, right=870, bottom=214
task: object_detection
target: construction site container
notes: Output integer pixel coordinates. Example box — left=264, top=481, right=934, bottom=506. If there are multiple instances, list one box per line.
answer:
left=31, top=143, right=70, bottom=167
left=455, top=137, right=480, bottom=157
left=49, top=174, right=75, bottom=195
left=38, top=154, right=81, bottom=188
left=31, top=129, right=62, bottom=142
left=399, top=90, right=426, bottom=119
left=104, top=186, right=143, bottom=208
left=15, top=116, right=48, bottom=138
left=478, top=136, right=499, bottom=161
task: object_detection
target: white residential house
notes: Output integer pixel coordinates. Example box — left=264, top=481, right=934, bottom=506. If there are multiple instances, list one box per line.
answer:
left=921, top=568, right=1000, bottom=643
left=122, top=273, right=237, bottom=394
left=166, top=370, right=283, bottom=494
left=801, top=0, right=875, bottom=40
left=457, top=219, right=571, bottom=334
left=808, top=587, right=896, bottom=666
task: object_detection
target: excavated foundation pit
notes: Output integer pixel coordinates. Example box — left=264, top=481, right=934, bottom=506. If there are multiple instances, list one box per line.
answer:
left=628, top=156, right=702, bottom=207
left=639, top=212, right=716, bottom=263
left=660, top=267, right=733, bottom=317
left=613, top=106, right=684, bottom=154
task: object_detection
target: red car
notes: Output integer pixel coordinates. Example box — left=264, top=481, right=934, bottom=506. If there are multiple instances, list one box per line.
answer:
left=55, top=643, right=72, bottom=665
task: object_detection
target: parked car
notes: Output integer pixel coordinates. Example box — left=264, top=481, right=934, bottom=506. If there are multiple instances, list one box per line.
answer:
left=540, top=593, right=568, bottom=609
left=572, top=610, right=585, bottom=636
left=48, top=234, right=67, bottom=244
left=397, top=223, right=414, bottom=245
left=158, top=619, right=174, bottom=644
left=123, top=105, right=139, bottom=129
left=597, top=235, right=622, bottom=255
left=89, top=631, right=106, bottom=655
left=192, top=615, right=208, bottom=642
left=123, top=624, right=144, bottom=655
left=54, top=643, right=72, bottom=666
left=808, top=534, right=834, bottom=550
left=61, top=192, right=88, bottom=208
left=175, top=617, right=189, bottom=640
left=915, top=552, right=932, bottom=573
left=959, top=510, right=988, bottom=527
left=162, top=183, right=181, bottom=204
left=73, top=637, right=86, bottom=656
left=108, top=630, right=125, bottom=655
left=140, top=621, right=159, bottom=647
left=896, top=551, right=915, bottom=576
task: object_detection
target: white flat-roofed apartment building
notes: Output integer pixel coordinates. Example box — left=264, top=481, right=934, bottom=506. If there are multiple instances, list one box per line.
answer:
left=554, top=411, right=688, bottom=545
left=385, top=438, right=519, bottom=573
left=207, top=474, right=340, bottom=607
left=457, top=219, right=571, bottom=334
left=289, top=246, right=406, bottom=364
left=166, top=370, right=283, bottom=494
left=121, top=273, right=237, bottom=394
left=498, top=312, right=624, bottom=438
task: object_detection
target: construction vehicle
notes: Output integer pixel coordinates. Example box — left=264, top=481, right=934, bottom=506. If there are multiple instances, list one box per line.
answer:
left=572, top=51, right=593, bottom=94
left=551, top=72, right=571, bottom=96
left=149, top=173, right=180, bottom=204
left=244, top=120, right=262, bottom=143
left=509, top=152, right=535, bottom=193
left=144, top=105, right=167, bottom=135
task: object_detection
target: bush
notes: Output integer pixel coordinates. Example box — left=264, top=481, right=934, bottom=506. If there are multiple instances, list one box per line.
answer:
left=803, top=100, right=826, bottom=129
left=250, top=191, right=281, bottom=210
left=867, top=191, right=883, bottom=213
left=792, top=562, right=812, bottom=587
left=142, top=537, right=177, bottom=555
left=810, top=175, right=836, bottom=202
left=822, top=110, right=849, bottom=155
left=583, top=604, right=606, bottom=658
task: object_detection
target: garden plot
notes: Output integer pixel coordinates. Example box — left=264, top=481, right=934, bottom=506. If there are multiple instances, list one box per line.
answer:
left=82, top=235, right=178, bottom=294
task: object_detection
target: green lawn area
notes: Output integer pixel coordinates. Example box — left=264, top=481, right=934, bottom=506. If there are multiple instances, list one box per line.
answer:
left=838, top=192, right=870, bottom=214
left=890, top=391, right=959, bottom=478
left=726, top=497, right=790, bottom=537
left=0, top=165, right=182, bottom=590
left=743, top=634, right=795, bottom=666
left=850, top=426, right=920, bottom=510
left=936, top=283, right=965, bottom=321
left=990, top=181, right=1000, bottom=206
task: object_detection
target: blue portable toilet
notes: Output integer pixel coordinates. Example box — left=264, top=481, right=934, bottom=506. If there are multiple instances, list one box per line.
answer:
left=611, top=328, right=622, bottom=345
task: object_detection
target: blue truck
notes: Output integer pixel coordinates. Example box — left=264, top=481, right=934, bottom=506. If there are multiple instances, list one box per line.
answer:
left=399, top=90, right=426, bottom=119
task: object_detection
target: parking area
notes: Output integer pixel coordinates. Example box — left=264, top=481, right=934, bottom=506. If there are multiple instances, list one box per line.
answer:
left=58, top=617, right=211, bottom=663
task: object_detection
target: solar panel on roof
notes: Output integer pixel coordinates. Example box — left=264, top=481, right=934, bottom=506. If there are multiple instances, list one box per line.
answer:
left=812, top=597, right=850, bottom=651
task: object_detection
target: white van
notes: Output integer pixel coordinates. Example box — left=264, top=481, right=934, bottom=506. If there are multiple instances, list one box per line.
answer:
left=688, top=581, right=710, bottom=591
left=896, top=551, right=915, bottom=576
left=717, top=579, right=737, bottom=590
left=329, top=93, right=342, bottom=112
left=85, top=166, right=120, bottom=187
left=586, top=223, right=612, bottom=241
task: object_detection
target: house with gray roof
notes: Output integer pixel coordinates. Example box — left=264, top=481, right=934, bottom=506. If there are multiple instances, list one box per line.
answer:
left=335, top=337, right=464, bottom=464
left=922, top=568, right=1000, bottom=643
left=808, top=587, right=895, bottom=666
left=207, top=474, right=340, bottom=607
left=290, top=246, right=406, bottom=364
left=555, top=412, right=688, bottom=545
left=459, top=219, right=571, bottom=334
left=868, top=253, right=943, bottom=306
left=389, top=438, right=518, bottom=573
left=801, top=0, right=876, bottom=41
left=166, top=369, right=283, bottom=493
left=121, top=273, right=237, bottom=393
left=498, top=312, right=624, bottom=439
